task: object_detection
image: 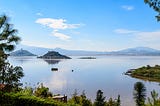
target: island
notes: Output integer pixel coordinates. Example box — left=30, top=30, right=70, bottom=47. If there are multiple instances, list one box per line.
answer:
left=79, top=57, right=96, bottom=59
left=10, top=49, right=36, bottom=56
left=38, top=51, right=71, bottom=59
left=125, top=65, right=160, bottom=82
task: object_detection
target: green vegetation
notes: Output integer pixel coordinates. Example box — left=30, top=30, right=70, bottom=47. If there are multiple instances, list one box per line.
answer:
left=34, top=83, right=52, bottom=98
left=68, top=90, right=92, bottom=106
left=133, top=82, right=146, bottom=106
left=147, top=90, right=160, bottom=106
left=94, top=90, right=106, bottom=106
left=133, top=82, right=160, bottom=106
left=0, top=91, right=78, bottom=106
left=126, top=65, right=160, bottom=82
left=2, top=81, right=160, bottom=106
left=0, top=15, right=24, bottom=92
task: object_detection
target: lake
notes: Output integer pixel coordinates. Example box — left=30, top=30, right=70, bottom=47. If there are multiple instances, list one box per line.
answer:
left=8, top=56, right=160, bottom=106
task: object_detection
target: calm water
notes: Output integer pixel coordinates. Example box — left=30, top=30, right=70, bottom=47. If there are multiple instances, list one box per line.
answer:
left=9, top=56, right=160, bottom=106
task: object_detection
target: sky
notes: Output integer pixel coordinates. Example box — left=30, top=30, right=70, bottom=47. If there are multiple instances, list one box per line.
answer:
left=0, top=0, right=160, bottom=51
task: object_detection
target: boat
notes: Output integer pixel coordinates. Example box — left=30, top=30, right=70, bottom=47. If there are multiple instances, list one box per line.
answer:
left=51, top=68, right=58, bottom=71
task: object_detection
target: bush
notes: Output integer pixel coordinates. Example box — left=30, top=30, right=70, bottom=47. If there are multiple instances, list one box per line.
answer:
left=34, top=83, right=52, bottom=98
left=0, top=91, right=79, bottom=106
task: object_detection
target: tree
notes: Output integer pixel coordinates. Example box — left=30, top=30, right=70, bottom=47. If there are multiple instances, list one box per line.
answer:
left=116, top=95, right=121, bottom=106
left=81, top=90, right=92, bottom=106
left=0, top=15, right=20, bottom=50
left=0, top=15, right=23, bottom=91
left=133, top=82, right=146, bottom=106
left=144, top=0, right=160, bottom=21
left=105, top=95, right=121, bottom=106
left=148, top=90, right=160, bottom=106
left=94, top=90, right=106, bottom=106
left=34, top=83, right=52, bottom=98
left=2, top=63, right=24, bottom=91
left=68, top=90, right=92, bottom=106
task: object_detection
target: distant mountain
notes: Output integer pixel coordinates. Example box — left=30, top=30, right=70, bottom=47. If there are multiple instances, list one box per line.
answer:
left=38, top=51, right=71, bottom=59
left=15, top=44, right=160, bottom=56
left=53, top=48, right=105, bottom=56
left=15, top=44, right=104, bottom=56
left=109, top=47, right=160, bottom=56
left=10, top=49, right=36, bottom=56
left=15, top=44, right=52, bottom=56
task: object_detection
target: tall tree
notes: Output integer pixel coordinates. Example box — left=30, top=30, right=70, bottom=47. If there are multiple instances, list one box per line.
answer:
left=144, top=0, right=160, bottom=21
left=133, top=82, right=146, bottom=106
left=0, top=15, right=23, bottom=91
left=94, top=90, right=106, bottom=106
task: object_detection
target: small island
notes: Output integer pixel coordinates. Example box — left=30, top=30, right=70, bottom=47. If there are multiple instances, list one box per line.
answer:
left=10, top=49, right=36, bottom=56
left=38, top=51, right=71, bottom=59
left=125, top=65, right=160, bottom=82
left=79, top=57, right=96, bottom=59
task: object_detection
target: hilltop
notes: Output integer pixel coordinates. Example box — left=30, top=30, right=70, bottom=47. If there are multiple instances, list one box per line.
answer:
left=38, top=51, right=71, bottom=59
left=10, top=49, right=36, bottom=56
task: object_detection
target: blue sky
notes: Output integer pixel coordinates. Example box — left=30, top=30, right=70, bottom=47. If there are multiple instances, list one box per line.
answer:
left=0, top=0, right=160, bottom=51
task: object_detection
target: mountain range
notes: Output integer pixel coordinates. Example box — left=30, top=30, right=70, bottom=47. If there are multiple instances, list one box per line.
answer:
left=14, top=44, right=160, bottom=56
left=107, top=47, right=160, bottom=56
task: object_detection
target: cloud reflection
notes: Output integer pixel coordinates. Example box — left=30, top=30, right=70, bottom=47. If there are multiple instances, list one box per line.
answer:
left=44, top=67, right=73, bottom=90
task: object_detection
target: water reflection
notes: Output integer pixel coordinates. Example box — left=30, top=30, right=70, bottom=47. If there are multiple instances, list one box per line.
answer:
left=8, top=56, right=160, bottom=106
left=45, top=67, right=74, bottom=91
left=9, top=56, right=36, bottom=64
left=43, top=59, right=61, bottom=65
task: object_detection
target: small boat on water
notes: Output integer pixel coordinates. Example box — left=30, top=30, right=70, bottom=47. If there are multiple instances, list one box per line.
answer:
left=51, top=68, right=58, bottom=71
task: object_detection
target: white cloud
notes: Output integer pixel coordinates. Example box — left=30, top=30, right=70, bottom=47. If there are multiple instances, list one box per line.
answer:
left=136, top=31, right=160, bottom=42
left=114, top=28, right=160, bottom=42
left=36, top=18, right=81, bottom=29
left=114, top=29, right=138, bottom=34
left=52, top=30, right=71, bottom=40
left=122, top=5, right=134, bottom=11
left=36, top=18, right=82, bottom=40
left=36, top=12, right=43, bottom=16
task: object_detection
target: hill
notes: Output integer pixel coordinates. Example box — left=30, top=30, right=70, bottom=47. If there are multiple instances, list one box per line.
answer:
left=10, top=49, right=36, bottom=56
left=16, top=44, right=52, bottom=56
left=38, top=51, right=71, bottom=59
left=109, top=47, right=160, bottom=56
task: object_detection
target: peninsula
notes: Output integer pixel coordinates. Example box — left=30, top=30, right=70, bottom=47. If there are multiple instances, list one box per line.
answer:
left=125, top=65, right=160, bottom=82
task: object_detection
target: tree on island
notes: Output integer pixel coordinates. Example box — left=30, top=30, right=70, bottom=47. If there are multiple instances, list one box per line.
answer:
left=0, top=15, right=24, bottom=91
left=144, top=0, right=160, bottom=21
left=133, top=82, right=146, bottom=106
